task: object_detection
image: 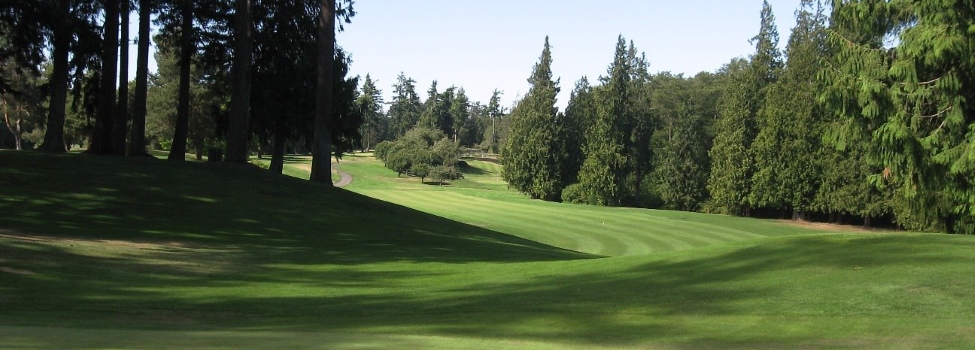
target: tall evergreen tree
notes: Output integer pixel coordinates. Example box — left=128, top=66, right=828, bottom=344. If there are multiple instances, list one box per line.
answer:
left=356, top=74, right=384, bottom=151
left=578, top=35, right=630, bottom=206
left=224, top=0, right=254, bottom=163
left=89, top=0, right=121, bottom=155
left=561, top=77, right=595, bottom=187
left=707, top=1, right=782, bottom=215
left=486, top=89, right=504, bottom=152
left=127, top=0, right=152, bottom=156
left=750, top=0, right=827, bottom=219
left=822, top=0, right=975, bottom=233
left=388, top=73, right=422, bottom=137
left=501, top=36, right=563, bottom=201
left=310, top=0, right=354, bottom=182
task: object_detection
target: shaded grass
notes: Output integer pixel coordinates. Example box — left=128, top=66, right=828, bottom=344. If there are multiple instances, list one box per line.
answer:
left=2, top=151, right=974, bottom=349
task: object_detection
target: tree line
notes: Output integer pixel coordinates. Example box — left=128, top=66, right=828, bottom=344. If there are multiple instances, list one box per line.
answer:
left=1, top=0, right=354, bottom=184
left=502, top=0, right=975, bottom=234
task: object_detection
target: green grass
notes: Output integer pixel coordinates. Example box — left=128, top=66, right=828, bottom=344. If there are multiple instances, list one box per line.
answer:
left=1, top=150, right=974, bottom=349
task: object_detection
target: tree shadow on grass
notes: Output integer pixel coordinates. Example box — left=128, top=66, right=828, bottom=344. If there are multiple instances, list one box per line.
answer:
left=2, top=151, right=973, bottom=348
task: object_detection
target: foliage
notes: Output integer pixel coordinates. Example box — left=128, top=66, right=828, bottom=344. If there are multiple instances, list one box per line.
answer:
left=375, top=127, right=461, bottom=183
left=822, top=0, right=975, bottom=233
left=501, top=37, right=565, bottom=201
left=577, top=36, right=631, bottom=206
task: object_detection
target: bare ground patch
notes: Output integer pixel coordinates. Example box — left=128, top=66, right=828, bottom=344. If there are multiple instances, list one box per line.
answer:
left=774, top=220, right=890, bottom=233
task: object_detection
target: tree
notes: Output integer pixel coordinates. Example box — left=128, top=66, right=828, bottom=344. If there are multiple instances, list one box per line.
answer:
left=375, top=127, right=460, bottom=183
left=89, top=0, right=121, bottom=155
left=388, top=73, right=422, bottom=138
left=707, top=59, right=755, bottom=215
left=356, top=74, right=384, bottom=151
left=578, top=36, right=630, bottom=206
left=501, top=36, right=564, bottom=201
left=750, top=0, right=826, bottom=219
left=113, top=0, right=131, bottom=154
left=127, top=0, right=152, bottom=156
left=224, top=0, right=253, bottom=163
left=651, top=73, right=711, bottom=211
left=165, top=0, right=194, bottom=161
left=485, top=89, right=504, bottom=152
left=707, top=1, right=782, bottom=215
left=822, top=0, right=975, bottom=233
left=310, top=0, right=354, bottom=183
left=561, top=77, right=595, bottom=187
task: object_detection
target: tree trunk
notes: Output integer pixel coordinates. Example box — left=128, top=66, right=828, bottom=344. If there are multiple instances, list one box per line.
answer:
left=309, top=0, right=335, bottom=184
left=270, top=131, right=285, bottom=174
left=225, top=0, right=253, bottom=163
left=168, top=0, right=193, bottom=161
left=90, top=0, right=120, bottom=154
left=863, top=216, right=871, bottom=228
left=38, top=4, right=71, bottom=153
left=2, top=102, right=23, bottom=150
left=128, top=0, right=151, bottom=156
left=113, top=0, right=130, bottom=154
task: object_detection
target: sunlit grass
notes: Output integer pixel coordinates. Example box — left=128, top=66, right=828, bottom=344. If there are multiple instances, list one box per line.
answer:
left=1, top=150, right=973, bottom=349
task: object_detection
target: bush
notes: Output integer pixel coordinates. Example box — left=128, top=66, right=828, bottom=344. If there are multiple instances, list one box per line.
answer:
left=561, top=183, right=587, bottom=204
left=431, top=165, right=463, bottom=185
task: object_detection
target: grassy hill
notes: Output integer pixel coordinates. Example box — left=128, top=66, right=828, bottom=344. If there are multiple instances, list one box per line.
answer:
left=1, top=151, right=973, bottom=349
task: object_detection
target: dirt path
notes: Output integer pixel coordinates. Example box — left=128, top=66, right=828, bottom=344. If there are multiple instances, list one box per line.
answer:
left=332, top=163, right=352, bottom=188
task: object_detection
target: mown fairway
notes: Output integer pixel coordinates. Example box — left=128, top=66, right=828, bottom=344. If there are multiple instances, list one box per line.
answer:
left=1, top=151, right=974, bottom=349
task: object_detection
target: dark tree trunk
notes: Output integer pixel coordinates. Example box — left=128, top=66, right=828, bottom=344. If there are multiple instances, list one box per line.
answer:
left=168, top=0, right=193, bottom=161
left=128, top=0, right=150, bottom=156
left=38, top=7, right=70, bottom=152
left=309, top=0, right=335, bottom=184
left=225, top=0, right=253, bottom=163
left=270, top=131, right=285, bottom=174
left=114, top=0, right=130, bottom=154
left=90, top=0, right=120, bottom=154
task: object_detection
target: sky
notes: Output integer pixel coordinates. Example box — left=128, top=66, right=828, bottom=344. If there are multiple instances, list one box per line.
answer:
left=127, top=0, right=805, bottom=111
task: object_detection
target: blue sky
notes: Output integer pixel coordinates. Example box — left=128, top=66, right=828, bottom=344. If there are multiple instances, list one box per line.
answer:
left=127, top=0, right=805, bottom=110
left=333, top=0, right=804, bottom=110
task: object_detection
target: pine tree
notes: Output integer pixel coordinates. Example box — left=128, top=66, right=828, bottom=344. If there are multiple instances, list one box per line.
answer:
left=501, top=36, right=563, bottom=201
left=750, top=0, right=826, bottom=219
left=388, top=73, right=422, bottom=138
left=562, top=77, right=595, bottom=187
left=822, top=0, right=975, bottom=233
left=707, top=1, right=782, bottom=215
left=356, top=74, right=384, bottom=151
left=578, top=36, right=630, bottom=206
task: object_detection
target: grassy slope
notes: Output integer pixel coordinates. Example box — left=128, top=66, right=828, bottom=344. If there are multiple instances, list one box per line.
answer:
left=1, top=151, right=974, bottom=349
left=337, top=155, right=829, bottom=256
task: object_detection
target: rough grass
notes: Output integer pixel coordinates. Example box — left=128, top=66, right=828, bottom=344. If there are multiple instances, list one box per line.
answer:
left=1, top=150, right=974, bottom=349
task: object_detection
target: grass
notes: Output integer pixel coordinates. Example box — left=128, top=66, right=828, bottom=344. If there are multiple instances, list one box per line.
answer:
left=1, top=150, right=974, bottom=349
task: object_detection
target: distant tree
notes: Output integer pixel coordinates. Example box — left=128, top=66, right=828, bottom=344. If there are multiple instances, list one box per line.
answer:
left=375, top=127, right=461, bottom=183
left=356, top=74, right=385, bottom=151
left=578, top=36, right=630, bottom=206
left=501, top=36, right=564, bottom=201
left=485, top=89, right=505, bottom=152
left=451, top=87, right=475, bottom=146
left=388, top=73, right=422, bottom=137
left=0, top=59, right=43, bottom=150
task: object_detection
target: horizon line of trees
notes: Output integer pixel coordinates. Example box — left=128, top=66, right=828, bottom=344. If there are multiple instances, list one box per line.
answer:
left=501, top=0, right=975, bottom=234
